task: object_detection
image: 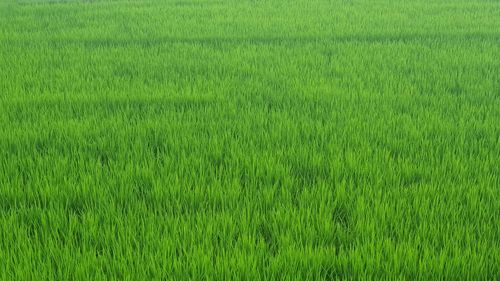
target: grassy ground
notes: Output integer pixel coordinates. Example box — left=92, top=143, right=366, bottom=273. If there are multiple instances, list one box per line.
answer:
left=1, top=0, right=500, bottom=279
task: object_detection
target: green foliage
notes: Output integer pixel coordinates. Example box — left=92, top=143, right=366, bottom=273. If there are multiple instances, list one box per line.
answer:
left=1, top=0, right=499, bottom=279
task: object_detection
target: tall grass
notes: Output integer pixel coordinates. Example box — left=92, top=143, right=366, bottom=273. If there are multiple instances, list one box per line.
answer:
left=1, top=0, right=499, bottom=279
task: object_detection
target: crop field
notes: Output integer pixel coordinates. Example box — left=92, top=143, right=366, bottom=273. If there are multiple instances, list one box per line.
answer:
left=1, top=0, right=500, bottom=279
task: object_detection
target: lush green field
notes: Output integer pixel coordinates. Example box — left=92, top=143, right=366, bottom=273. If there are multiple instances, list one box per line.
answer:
left=1, top=0, right=500, bottom=279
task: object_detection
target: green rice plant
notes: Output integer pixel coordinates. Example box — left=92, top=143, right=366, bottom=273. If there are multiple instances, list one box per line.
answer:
left=1, top=0, right=499, bottom=279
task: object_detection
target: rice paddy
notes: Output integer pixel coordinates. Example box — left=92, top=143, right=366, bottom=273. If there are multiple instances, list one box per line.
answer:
left=1, top=0, right=500, bottom=279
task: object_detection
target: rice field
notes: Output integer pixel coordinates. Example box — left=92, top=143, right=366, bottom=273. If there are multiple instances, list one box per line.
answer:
left=1, top=0, right=500, bottom=279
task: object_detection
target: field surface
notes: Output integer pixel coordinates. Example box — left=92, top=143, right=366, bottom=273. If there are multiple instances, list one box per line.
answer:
left=1, top=0, right=500, bottom=279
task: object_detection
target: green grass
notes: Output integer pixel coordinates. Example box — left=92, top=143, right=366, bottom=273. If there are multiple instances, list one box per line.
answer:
left=1, top=0, right=500, bottom=279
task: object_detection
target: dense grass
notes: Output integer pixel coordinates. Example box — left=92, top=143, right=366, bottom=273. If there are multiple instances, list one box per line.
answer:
left=1, top=0, right=500, bottom=279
